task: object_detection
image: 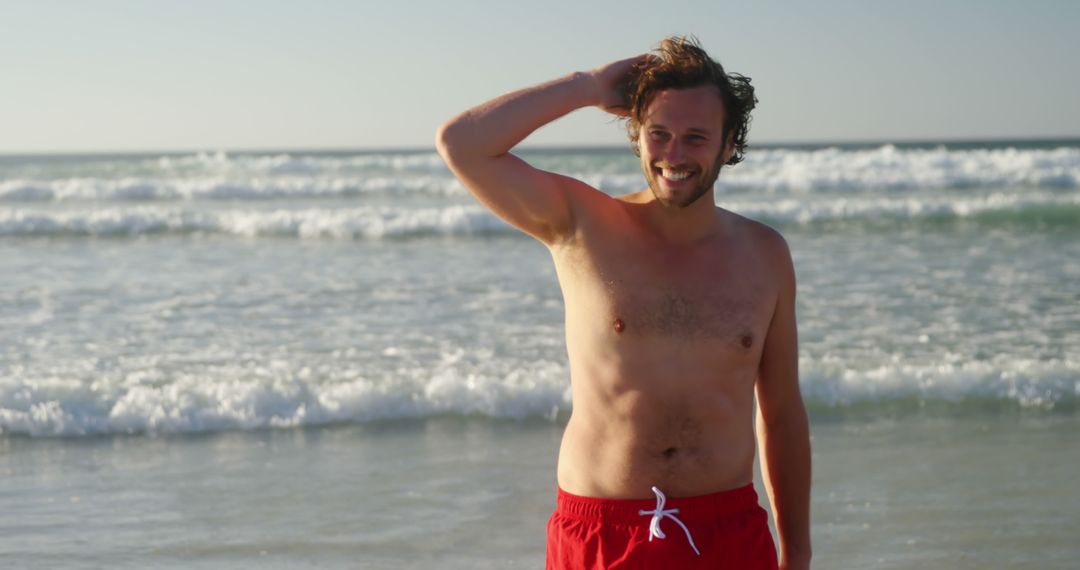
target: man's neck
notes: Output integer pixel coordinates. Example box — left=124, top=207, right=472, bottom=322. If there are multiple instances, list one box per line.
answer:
left=636, top=189, right=724, bottom=246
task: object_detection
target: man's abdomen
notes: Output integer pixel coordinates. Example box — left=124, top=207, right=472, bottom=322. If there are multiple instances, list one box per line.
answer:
left=556, top=382, right=757, bottom=499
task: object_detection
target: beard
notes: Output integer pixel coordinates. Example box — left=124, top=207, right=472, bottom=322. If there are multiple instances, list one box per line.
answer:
left=643, top=151, right=726, bottom=209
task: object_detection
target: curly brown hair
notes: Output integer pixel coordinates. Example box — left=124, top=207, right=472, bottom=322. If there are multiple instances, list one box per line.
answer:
left=624, top=36, right=757, bottom=166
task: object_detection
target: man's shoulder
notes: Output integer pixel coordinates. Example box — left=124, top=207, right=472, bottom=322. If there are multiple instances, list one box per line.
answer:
left=718, top=209, right=795, bottom=292
left=719, top=209, right=790, bottom=257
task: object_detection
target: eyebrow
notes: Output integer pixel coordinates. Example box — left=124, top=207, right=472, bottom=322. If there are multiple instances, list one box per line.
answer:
left=647, top=123, right=714, bottom=136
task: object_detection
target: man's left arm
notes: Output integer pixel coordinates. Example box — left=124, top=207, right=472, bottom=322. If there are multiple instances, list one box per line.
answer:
left=755, top=232, right=812, bottom=570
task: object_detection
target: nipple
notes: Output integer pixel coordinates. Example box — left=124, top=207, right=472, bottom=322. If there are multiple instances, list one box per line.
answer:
left=613, top=318, right=625, bottom=334
left=740, top=334, right=753, bottom=348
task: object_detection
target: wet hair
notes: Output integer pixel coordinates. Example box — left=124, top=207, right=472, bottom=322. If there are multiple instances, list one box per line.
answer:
left=624, top=36, right=757, bottom=166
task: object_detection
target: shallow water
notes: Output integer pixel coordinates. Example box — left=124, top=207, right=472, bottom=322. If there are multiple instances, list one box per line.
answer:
left=2, top=415, right=1077, bottom=569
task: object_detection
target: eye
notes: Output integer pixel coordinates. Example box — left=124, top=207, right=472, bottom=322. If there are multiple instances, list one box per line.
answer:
left=648, top=130, right=670, bottom=141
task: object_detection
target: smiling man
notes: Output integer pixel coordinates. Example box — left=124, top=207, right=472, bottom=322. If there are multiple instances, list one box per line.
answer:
left=436, top=37, right=811, bottom=570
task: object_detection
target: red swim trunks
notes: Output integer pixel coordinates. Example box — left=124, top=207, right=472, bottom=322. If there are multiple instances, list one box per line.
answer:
left=546, top=484, right=777, bottom=569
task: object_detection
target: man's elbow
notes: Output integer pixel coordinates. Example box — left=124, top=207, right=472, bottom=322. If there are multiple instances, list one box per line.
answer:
left=435, top=116, right=472, bottom=162
left=435, top=120, right=458, bottom=160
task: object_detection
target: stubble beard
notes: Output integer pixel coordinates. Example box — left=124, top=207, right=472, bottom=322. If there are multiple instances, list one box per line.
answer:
left=644, top=151, right=726, bottom=209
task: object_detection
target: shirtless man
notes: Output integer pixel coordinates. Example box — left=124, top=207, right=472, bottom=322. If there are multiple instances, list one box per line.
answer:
left=436, top=37, right=810, bottom=569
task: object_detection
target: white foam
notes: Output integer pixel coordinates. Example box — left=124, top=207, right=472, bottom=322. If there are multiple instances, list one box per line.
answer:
left=1, top=185, right=1074, bottom=239
left=721, top=145, right=1080, bottom=192
left=3, top=146, right=1078, bottom=205
left=0, top=176, right=466, bottom=202
left=0, top=205, right=512, bottom=238
left=725, top=190, right=1080, bottom=224
left=801, top=354, right=1079, bottom=411
left=0, top=357, right=572, bottom=437
left=1, top=352, right=1074, bottom=436
left=150, top=151, right=452, bottom=175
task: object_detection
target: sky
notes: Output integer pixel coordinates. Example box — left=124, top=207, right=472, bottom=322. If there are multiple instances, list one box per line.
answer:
left=1, top=0, right=1078, bottom=153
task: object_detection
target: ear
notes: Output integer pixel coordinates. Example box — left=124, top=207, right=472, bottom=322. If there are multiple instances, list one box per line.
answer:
left=720, top=130, right=736, bottom=164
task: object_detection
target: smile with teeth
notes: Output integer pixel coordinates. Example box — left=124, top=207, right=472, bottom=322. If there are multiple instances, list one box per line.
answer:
left=659, top=168, right=694, bottom=181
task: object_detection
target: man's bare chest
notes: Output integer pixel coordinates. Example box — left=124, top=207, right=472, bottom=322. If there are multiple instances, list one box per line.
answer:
left=604, top=278, right=766, bottom=344
left=555, top=242, right=777, bottom=349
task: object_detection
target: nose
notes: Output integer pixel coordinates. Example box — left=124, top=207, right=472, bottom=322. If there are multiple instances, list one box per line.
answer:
left=665, top=140, right=687, bottom=164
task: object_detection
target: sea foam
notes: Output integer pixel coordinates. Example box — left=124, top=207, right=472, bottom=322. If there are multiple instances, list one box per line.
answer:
left=0, top=356, right=572, bottom=437
left=2, top=145, right=1079, bottom=205
left=1, top=353, right=1074, bottom=437
left=1, top=191, right=1075, bottom=239
left=0, top=175, right=464, bottom=202
left=721, top=145, right=1080, bottom=192
left=0, top=205, right=510, bottom=238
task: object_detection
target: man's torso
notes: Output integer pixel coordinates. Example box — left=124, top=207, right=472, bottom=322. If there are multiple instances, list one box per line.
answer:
left=548, top=190, right=781, bottom=499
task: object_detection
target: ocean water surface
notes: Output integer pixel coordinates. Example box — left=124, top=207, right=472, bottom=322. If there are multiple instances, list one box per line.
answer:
left=1, top=140, right=1078, bottom=568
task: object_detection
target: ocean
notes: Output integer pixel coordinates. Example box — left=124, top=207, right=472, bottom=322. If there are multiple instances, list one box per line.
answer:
left=1, top=140, right=1078, bottom=568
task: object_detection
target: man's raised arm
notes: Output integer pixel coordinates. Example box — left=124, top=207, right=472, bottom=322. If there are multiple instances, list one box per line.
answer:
left=435, top=56, right=644, bottom=245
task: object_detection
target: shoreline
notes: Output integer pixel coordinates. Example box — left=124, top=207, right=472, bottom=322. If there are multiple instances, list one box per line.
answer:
left=2, top=414, right=1077, bottom=568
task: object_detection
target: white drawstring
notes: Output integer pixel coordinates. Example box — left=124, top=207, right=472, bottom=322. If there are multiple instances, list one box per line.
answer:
left=638, top=486, right=701, bottom=556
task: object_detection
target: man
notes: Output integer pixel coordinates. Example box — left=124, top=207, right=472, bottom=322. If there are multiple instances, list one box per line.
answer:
left=436, top=37, right=810, bottom=570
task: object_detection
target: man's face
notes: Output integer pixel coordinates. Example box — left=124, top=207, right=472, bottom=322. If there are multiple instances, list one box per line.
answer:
left=638, top=86, right=731, bottom=209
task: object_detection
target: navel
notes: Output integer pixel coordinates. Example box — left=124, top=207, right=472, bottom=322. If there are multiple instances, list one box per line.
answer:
left=613, top=317, right=625, bottom=334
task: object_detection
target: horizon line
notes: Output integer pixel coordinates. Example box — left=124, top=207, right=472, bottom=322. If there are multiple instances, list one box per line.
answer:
left=2, top=134, right=1079, bottom=158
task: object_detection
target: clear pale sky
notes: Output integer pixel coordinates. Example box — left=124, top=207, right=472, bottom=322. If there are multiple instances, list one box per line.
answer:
left=2, top=0, right=1078, bottom=153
